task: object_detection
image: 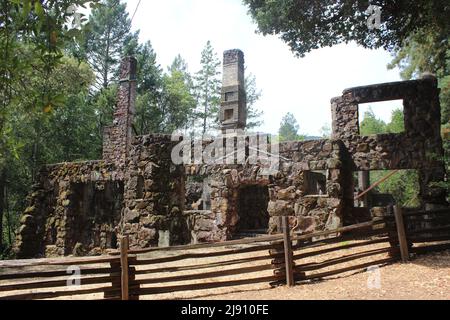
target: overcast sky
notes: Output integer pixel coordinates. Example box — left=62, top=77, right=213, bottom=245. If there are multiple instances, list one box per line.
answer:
left=124, top=0, right=403, bottom=136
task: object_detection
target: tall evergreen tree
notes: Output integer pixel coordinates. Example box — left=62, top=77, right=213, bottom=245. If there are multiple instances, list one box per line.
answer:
left=160, top=57, right=197, bottom=133
left=132, top=41, right=164, bottom=135
left=245, top=72, right=264, bottom=130
left=279, top=112, right=303, bottom=142
left=194, top=41, right=221, bottom=135
left=83, top=0, right=136, bottom=90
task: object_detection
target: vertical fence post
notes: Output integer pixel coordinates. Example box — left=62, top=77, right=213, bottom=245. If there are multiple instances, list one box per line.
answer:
left=120, top=235, right=130, bottom=300
left=394, top=205, right=409, bottom=262
left=281, top=216, right=294, bottom=287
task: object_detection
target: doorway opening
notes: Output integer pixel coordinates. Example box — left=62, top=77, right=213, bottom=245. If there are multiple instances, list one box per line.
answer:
left=235, top=185, right=270, bottom=237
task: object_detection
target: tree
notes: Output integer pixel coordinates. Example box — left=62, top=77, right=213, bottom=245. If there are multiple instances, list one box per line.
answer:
left=359, top=108, right=387, bottom=135
left=160, top=57, right=197, bottom=133
left=0, top=52, right=97, bottom=256
left=361, top=109, right=420, bottom=207
left=245, top=72, right=264, bottom=130
left=320, top=123, right=332, bottom=138
left=243, top=1, right=449, bottom=61
left=278, top=112, right=303, bottom=142
left=132, top=41, right=164, bottom=135
left=83, top=0, right=136, bottom=90
left=194, top=41, right=221, bottom=135
left=0, top=0, right=99, bottom=254
left=385, top=109, right=404, bottom=134
left=388, top=32, right=450, bottom=126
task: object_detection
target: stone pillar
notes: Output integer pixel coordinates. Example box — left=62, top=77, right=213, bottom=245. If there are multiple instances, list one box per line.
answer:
left=416, top=74, right=447, bottom=208
left=358, top=171, right=370, bottom=207
left=102, top=57, right=137, bottom=174
left=220, top=49, right=247, bottom=132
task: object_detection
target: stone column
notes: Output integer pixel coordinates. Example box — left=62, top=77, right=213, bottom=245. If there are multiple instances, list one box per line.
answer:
left=102, top=57, right=137, bottom=175
left=220, top=49, right=247, bottom=132
left=416, top=75, right=447, bottom=208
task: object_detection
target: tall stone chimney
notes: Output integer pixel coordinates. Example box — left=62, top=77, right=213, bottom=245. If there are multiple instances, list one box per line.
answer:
left=102, top=57, right=137, bottom=172
left=220, top=49, right=247, bottom=132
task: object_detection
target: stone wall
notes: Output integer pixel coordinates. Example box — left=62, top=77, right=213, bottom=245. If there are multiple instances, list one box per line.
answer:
left=179, top=138, right=348, bottom=241
left=14, top=161, right=122, bottom=258
left=331, top=76, right=447, bottom=208
left=120, top=134, right=187, bottom=249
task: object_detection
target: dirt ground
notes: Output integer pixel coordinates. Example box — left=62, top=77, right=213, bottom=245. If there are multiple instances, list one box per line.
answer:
left=199, top=250, right=450, bottom=300
left=135, top=243, right=450, bottom=301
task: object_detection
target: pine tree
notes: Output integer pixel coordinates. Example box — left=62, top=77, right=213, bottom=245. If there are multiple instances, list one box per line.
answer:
left=194, top=41, right=221, bottom=136
left=160, top=56, right=197, bottom=133
left=245, top=72, right=264, bottom=130
left=279, top=112, right=302, bottom=142
left=83, top=0, right=136, bottom=90
left=132, top=41, right=164, bottom=135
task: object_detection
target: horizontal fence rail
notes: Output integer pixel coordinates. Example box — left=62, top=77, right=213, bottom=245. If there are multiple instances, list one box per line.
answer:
left=0, top=206, right=448, bottom=300
left=0, top=255, right=122, bottom=300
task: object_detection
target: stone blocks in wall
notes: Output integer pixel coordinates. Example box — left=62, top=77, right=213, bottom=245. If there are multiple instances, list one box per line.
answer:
left=121, top=134, right=188, bottom=249
left=14, top=161, right=122, bottom=258
left=331, top=76, right=447, bottom=207
left=102, top=57, right=137, bottom=174
left=183, top=210, right=225, bottom=243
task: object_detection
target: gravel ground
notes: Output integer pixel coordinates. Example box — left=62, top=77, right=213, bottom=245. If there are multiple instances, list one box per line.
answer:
left=200, top=250, right=450, bottom=300
left=137, top=243, right=450, bottom=301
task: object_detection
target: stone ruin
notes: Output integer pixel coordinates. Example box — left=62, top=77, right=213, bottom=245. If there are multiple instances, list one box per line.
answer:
left=14, top=50, right=448, bottom=258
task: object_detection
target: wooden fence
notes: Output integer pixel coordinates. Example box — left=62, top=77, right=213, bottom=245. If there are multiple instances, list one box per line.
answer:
left=0, top=206, right=449, bottom=300
left=0, top=255, right=123, bottom=300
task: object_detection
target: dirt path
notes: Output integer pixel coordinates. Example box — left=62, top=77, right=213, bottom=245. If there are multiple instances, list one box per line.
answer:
left=196, top=250, right=450, bottom=300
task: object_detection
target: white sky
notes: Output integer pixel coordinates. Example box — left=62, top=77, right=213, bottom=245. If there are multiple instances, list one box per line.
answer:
left=124, top=0, right=402, bottom=136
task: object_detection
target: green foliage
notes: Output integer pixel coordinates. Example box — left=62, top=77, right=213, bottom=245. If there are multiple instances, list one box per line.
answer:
left=245, top=72, right=264, bottom=130
left=278, top=112, right=303, bottom=142
left=359, top=107, right=404, bottom=135
left=242, top=0, right=449, bottom=61
left=361, top=109, right=420, bottom=207
left=194, top=41, right=221, bottom=135
left=81, top=0, right=136, bottom=89
left=385, top=109, right=405, bottom=133
left=132, top=41, right=163, bottom=134
left=387, top=23, right=449, bottom=126
left=160, top=57, right=197, bottom=133
left=359, top=108, right=387, bottom=135
left=0, top=0, right=100, bottom=253
left=371, top=170, right=421, bottom=208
